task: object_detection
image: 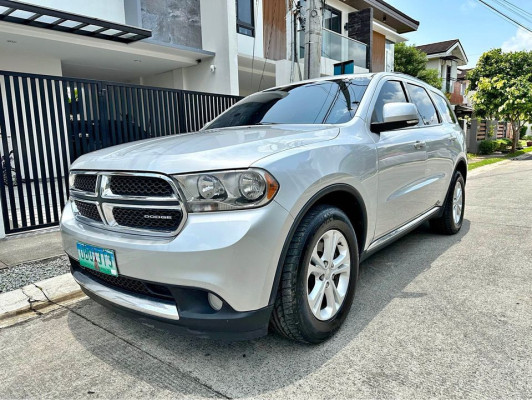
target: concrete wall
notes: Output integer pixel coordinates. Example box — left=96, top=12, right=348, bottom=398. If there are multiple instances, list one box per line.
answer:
left=0, top=51, right=62, bottom=76
left=237, top=0, right=264, bottom=58
left=182, top=0, right=239, bottom=95
left=140, top=0, right=202, bottom=49
left=24, top=0, right=126, bottom=24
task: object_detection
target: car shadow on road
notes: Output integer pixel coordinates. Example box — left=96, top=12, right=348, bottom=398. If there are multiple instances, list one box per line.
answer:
left=68, top=220, right=471, bottom=398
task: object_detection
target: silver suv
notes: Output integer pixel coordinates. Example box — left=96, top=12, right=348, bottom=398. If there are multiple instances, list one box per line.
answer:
left=61, top=72, right=467, bottom=343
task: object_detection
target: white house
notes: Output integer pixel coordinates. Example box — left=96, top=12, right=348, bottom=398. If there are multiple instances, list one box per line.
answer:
left=416, top=39, right=468, bottom=94
left=0, top=0, right=419, bottom=96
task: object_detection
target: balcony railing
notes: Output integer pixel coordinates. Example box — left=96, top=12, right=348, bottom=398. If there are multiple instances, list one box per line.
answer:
left=299, top=28, right=367, bottom=69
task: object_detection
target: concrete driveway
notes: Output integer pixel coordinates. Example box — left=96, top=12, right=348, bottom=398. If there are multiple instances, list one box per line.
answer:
left=1, top=155, right=531, bottom=399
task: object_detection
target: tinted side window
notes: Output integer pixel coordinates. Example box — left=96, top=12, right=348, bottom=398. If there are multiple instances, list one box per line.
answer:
left=432, top=93, right=458, bottom=124
left=406, top=83, right=439, bottom=126
left=371, top=80, right=408, bottom=123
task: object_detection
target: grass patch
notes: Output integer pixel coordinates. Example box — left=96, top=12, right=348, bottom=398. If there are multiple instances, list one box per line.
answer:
left=468, top=147, right=532, bottom=170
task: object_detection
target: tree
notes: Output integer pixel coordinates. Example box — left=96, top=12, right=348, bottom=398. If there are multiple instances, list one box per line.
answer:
left=468, top=49, right=532, bottom=152
left=394, top=42, right=442, bottom=89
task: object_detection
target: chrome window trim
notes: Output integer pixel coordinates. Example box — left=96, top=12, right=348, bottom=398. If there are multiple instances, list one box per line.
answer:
left=69, top=170, right=188, bottom=238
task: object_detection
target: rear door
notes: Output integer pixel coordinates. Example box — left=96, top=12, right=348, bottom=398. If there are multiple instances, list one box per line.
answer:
left=369, top=79, right=429, bottom=239
left=429, top=92, right=461, bottom=204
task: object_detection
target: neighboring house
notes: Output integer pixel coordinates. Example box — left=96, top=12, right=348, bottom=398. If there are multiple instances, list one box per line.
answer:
left=0, top=0, right=418, bottom=97
left=452, top=68, right=474, bottom=118
left=416, top=39, right=468, bottom=96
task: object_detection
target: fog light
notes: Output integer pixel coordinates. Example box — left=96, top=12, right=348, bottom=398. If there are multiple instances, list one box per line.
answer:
left=208, top=293, right=223, bottom=311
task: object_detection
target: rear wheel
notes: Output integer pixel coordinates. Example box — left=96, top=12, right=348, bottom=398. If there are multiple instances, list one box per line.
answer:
left=270, top=205, right=359, bottom=344
left=430, top=171, right=465, bottom=234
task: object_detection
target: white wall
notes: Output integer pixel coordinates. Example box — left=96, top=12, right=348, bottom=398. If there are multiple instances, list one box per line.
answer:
left=237, top=0, right=264, bottom=58
left=0, top=51, right=62, bottom=76
left=141, top=69, right=185, bottom=89
left=23, top=0, right=126, bottom=24
left=182, top=0, right=239, bottom=95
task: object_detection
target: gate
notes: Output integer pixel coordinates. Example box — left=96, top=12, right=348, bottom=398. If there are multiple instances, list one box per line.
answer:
left=0, top=70, right=241, bottom=234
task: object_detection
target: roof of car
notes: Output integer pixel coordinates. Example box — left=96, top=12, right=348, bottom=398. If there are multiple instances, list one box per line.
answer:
left=266, top=72, right=435, bottom=92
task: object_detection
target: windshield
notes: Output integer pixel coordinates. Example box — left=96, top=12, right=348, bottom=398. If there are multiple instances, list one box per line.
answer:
left=205, top=77, right=371, bottom=129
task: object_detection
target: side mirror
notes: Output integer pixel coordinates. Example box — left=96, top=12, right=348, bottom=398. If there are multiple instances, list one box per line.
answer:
left=371, top=102, right=419, bottom=133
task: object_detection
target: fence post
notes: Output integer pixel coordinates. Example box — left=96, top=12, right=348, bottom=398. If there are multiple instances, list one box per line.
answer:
left=177, top=91, right=186, bottom=134
left=468, top=119, right=479, bottom=154
left=0, top=194, right=5, bottom=239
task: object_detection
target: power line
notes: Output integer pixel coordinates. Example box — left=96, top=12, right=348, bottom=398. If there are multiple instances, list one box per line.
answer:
left=475, top=0, right=532, bottom=32
left=497, top=0, right=532, bottom=18
left=490, top=0, right=532, bottom=24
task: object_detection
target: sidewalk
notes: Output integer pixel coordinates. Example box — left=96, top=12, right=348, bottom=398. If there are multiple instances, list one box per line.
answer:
left=0, top=229, right=63, bottom=269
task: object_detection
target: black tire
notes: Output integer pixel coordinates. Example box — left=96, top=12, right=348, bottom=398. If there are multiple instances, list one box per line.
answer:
left=270, top=205, right=359, bottom=344
left=430, top=171, right=465, bottom=235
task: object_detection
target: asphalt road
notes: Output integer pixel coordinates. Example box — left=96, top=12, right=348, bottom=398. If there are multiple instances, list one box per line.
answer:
left=1, top=156, right=531, bottom=399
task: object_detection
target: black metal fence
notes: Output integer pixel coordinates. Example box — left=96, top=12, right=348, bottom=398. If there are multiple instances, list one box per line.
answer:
left=0, top=70, right=241, bottom=234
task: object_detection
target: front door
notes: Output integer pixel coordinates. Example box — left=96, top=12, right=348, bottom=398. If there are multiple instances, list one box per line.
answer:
left=369, top=79, right=429, bottom=239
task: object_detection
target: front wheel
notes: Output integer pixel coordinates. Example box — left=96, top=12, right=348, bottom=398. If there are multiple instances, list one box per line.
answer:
left=270, top=205, right=359, bottom=344
left=430, top=171, right=465, bottom=235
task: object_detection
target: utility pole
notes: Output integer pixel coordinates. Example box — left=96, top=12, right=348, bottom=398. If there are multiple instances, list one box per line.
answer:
left=303, top=0, right=322, bottom=79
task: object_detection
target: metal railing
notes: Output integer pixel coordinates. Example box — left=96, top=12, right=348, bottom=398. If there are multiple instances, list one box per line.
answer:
left=0, top=70, right=242, bottom=234
left=299, top=28, right=367, bottom=68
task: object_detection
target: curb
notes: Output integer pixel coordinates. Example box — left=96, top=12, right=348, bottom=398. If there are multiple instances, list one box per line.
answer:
left=0, top=273, right=85, bottom=327
left=468, top=152, right=532, bottom=176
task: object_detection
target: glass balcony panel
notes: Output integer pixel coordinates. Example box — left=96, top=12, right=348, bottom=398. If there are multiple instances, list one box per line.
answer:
left=299, top=29, right=367, bottom=69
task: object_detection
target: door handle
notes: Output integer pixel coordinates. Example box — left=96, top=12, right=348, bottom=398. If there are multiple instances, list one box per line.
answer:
left=414, top=140, right=426, bottom=149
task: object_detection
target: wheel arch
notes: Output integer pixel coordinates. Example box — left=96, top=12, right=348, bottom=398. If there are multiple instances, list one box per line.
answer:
left=268, top=184, right=367, bottom=305
left=455, top=157, right=468, bottom=183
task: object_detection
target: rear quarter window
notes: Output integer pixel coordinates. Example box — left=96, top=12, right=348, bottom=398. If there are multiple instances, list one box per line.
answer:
left=432, top=93, right=458, bottom=124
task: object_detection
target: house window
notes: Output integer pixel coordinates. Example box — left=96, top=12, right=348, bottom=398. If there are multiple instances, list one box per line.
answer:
left=323, top=6, right=341, bottom=33
left=236, top=0, right=254, bottom=37
left=446, top=65, right=452, bottom=93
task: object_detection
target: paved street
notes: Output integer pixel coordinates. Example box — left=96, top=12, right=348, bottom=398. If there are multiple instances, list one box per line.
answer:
left=1, top=156, right=531, bottom=399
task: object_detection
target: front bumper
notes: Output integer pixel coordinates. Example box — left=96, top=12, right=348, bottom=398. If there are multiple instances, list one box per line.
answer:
left=61, top=199, right=293, bottom=338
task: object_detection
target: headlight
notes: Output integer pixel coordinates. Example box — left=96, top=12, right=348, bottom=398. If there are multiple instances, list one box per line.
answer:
left=174, top=169, right=279, bottom=212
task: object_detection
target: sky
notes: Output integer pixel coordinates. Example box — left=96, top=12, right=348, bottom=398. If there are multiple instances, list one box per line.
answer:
left=389, top=0, right=532, bottom=68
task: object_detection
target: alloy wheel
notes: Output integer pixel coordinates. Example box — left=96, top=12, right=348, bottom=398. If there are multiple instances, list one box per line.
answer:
left=306, top=229, right=351, bottom=321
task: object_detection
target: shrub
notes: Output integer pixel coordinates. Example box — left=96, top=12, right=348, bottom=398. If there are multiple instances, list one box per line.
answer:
left=519, top=126, right=527, bottom=139
left=478, top=140, right=498, bottom=155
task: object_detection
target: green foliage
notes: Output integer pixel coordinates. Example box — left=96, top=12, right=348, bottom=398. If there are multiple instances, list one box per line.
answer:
left=520, top=126, right=527, bottom=139
left=478, top=140, right=498, bottom=155
left=493, top=139, right=510, bottom=151
left=416, top=68, right=443, bottom=90
left=394, top=43, right=442, bottom=89
left=468, top=49, right=532, bottom=151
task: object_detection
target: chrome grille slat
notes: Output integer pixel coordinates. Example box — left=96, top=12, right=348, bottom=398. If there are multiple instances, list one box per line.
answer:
left=69, top=171, right=187, bottom=237
left=73, top=174, right=98, bottom=193
left=110, top=175, right=174, bottom=197
left=113, top=207, right=182, bottom=231
left=74, top=200, right=102, bottom=222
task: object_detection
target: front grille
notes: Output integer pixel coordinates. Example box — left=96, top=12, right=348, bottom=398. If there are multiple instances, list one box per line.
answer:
left=75, top=200, right=102, bottom=222
left=113, top=207, right=182, bottom=231
left=70, top=172, right=186, bottom=236
left=109, top=175, right=174, bottom=197
left=73, top=174, right=97, bottom=193
left=72, top=260, right=174, bottom=301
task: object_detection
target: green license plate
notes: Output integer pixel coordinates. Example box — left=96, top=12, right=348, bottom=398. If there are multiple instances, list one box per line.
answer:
left=77, top=242, right=118, bottom=277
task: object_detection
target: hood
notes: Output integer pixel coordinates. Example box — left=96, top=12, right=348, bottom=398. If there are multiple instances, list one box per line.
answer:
left=71, top=125, right=339, bottom=174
